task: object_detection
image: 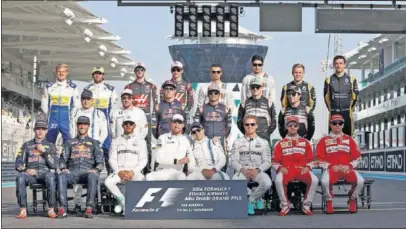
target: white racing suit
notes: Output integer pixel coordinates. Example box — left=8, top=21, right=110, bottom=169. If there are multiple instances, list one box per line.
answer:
left=70, top=107, right=108, bottom=206
left=230, top=136, right=272, bottom=203
left=187, top=137, right=229, bottom=180
left=85, top=82, right=119, bottom=172
left=110, top=106, right=148, bottom=139
left=105, top=133, right=148, bottom=203
left=146, top=133, right=194, bottom=181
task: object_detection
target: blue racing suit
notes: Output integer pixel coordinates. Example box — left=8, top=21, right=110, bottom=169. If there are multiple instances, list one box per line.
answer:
left=41, top=80, right=80, bottom=144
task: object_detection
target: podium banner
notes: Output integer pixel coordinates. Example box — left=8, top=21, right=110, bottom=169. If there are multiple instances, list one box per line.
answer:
left=125, top=180, right=248, bottom=220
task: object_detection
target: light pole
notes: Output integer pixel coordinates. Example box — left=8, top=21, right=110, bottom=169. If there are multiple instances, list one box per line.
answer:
left=30, top=56, right=37, bottom=139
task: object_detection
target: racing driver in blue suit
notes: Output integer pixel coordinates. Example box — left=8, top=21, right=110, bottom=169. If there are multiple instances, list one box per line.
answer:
left=41, top=64, right=80, bottom=144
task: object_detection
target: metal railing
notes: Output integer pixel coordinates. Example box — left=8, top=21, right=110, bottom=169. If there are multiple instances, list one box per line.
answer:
left=2, top=71, right=42, bottom=95
left=1, top=123, right=32, bottom=163
left=360, top=56, right=406, bottom=90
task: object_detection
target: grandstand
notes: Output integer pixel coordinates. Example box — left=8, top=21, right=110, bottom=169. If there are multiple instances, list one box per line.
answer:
left=1, top=1, right=136, bottom=171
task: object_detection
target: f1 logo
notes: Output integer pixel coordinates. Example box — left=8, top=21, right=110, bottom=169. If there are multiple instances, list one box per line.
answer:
left=135, top=188, right=184, bottom=208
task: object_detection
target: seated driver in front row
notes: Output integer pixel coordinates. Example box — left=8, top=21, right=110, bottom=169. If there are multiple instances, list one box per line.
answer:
left=58, top=116, right=105, bottom=219
left=229, top=115, right=272, bottom=215
left=146, top=114, right=194, bottom=181
left=273, top=116, right=319, bottom=216
left=187, top=122, right=229, bottom=180
left=105, top=115, right=148, bottom=215
left=317, top=114, right=364, bottom=214
left=15, top=120, right=59, bottom=219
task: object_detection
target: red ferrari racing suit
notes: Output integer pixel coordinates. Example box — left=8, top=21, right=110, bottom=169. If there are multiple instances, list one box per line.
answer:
left=316, top=133, right=364, bottom=201
left=272, top=135, right=318, bottom=207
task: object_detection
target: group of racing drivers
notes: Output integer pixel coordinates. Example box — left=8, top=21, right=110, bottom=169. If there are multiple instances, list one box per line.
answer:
left=14, top=54, right=364, bottom=219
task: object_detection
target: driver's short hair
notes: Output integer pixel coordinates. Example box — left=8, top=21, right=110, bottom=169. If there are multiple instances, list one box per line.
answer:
left=56, top=63, right=68, bottom=71
left=243, top=115, right=257, bottom=124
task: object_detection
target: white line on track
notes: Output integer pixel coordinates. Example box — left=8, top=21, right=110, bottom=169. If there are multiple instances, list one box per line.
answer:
left=359, top=207, right=406, bottom=211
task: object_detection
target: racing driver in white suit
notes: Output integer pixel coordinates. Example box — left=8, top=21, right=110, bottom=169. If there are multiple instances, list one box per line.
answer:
left=187, top=122, right=229, bottom=180
left=110, top=89, right=148, bottom=140
left=105, top=115, right=148, bottom=214
left=146, top=114, right=194, bottom=181
left=70, top=89, right=108, bottom=144
left=230, top=115, right=272, bottom=215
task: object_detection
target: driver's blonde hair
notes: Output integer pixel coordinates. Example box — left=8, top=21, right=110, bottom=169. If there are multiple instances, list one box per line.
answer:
left=56, top=64, right=68, bottom=71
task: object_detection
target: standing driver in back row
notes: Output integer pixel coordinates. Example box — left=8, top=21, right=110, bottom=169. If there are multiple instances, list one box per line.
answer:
left=324, top=55, right=359, bottom=137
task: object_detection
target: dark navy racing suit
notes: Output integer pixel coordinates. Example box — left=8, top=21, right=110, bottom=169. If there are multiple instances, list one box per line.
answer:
left=15, top=139, right=58, bottom=208
left=58, top=136, right=104, bottom=209
left=153, top=100, right=187, bottom=139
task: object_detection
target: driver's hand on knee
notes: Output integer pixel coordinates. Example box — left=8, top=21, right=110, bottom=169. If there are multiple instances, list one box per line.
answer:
left=240, top=168, right=251, bottom=179
left=340, top=165, right=350, bottom=173
left=300, top=166, right=309, bottom=175
left=279, top=167, right=288, bottom=174
left=332, top=165, right=340, bottom=172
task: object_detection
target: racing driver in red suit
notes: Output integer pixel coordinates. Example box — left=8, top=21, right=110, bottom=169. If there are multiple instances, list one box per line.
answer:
left=273, top=116, right=318, bottom=216
left=124, top=62, right=159, bottom=173
left=316, top=114, right=364, bottom=214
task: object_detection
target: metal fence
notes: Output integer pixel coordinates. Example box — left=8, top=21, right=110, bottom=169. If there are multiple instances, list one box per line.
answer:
left=1, top=123, right=32, bottom=183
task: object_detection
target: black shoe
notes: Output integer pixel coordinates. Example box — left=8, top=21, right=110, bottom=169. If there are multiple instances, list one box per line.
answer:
left=74, top=205, right=81, bottom=214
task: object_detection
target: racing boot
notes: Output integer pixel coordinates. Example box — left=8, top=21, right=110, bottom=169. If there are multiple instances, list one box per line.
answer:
left=279, top=204, right=290, bottom=216
left=326, top=200, right=333, bottom=214
left=302, top=204, right=313, bottom=216
left=348, top=199, right=357, bottom=213
left=48, top=208, right=57, bottom=219
left=256, top=199, right=264, bottom=210
left=16, top=208, right=27, bottom=219
left=58, top=207, right=68, bottom=218
left=84, top=207, right=93, bottom=219
left=248, top=201, right=255, bottom=215
left=114, top=197, right=125, bottom=214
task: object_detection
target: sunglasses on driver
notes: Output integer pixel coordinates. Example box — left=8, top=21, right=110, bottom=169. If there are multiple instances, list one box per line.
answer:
left=330, top=121, right=344, bottom=126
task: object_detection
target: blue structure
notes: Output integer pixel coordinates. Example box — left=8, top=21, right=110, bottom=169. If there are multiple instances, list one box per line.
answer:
left=169, top=44, right=268, bottom=83
left=167, top=26, right=270, bottom=83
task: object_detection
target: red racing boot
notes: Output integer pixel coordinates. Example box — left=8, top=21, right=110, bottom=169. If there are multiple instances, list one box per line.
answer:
left=279, top=205, right=290, bottom=216
left=58, top=207, right=68, bottom=218
left=302, top=205, right=313, bottom=216
left=84, top=207, right=93, bottom=218
left=326, top=200, right=334, bottom=214
left=16, top=208, right=27, bottom=219
left=348, top=199, right=357, bottom=213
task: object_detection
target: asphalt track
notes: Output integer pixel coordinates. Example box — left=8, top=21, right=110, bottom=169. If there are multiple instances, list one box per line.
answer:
left=2, top=174, right=406, bottom=228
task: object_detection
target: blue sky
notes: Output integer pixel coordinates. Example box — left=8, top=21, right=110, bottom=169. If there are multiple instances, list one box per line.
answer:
left=79, top=1, right=377, bottom=138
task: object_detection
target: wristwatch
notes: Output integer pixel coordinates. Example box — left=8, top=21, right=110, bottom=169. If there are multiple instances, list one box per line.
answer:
left=256, top=168, right=261, bottom=173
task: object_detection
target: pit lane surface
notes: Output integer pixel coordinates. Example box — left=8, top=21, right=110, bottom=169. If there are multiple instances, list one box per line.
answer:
left=2, top=178, right=406, bottom=228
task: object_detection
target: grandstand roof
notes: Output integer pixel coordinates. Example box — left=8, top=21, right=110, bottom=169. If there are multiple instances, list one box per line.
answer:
left=344, top=34, right=404, bottom=70
left=2, top=1, right=136, bottom=81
